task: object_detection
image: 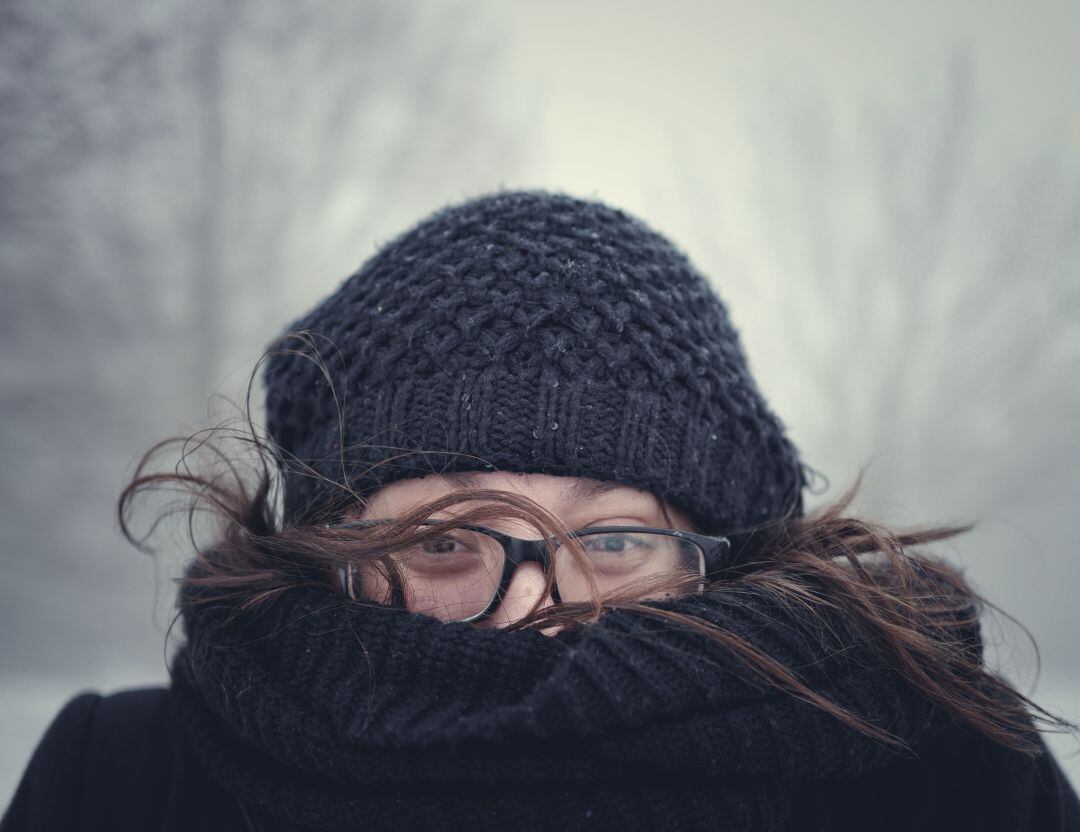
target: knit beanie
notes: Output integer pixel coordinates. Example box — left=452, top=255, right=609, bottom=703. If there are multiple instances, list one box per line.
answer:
left=263, top=189, right=807, bottom=539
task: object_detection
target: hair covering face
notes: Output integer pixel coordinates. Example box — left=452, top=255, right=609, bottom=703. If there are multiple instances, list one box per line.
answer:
left=264, top=189, right=807, bottom=538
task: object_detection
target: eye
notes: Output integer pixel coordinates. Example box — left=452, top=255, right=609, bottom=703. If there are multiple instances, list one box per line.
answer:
left=396, top=528, right=504, bottom=579
left=580, top=532, right=657, bottom=554
left=421, top=536, right=464, bottom=555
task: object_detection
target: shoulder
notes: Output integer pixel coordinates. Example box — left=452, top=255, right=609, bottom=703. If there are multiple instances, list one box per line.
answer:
left=2, top=687, right=177, bottom=832
left=915, top=718, right=1080, bottom=830
left=790, top=717, right=1080, bottom=831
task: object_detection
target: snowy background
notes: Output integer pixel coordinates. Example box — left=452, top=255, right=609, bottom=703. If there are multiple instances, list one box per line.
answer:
left=2, top=0, right=1078, bottom=803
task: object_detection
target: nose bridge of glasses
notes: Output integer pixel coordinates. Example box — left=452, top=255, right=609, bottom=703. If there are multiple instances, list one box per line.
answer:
left=504, top=535, right=553, bottom=567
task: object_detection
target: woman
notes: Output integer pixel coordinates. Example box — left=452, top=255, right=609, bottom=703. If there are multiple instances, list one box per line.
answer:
left=4, top=190, right=1078, bottom=831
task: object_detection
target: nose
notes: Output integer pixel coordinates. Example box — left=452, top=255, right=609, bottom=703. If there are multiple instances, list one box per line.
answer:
left=483, top=562, right=554, bottom=629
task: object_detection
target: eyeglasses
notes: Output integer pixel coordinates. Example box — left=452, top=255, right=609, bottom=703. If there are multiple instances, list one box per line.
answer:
left=330, top=519, right=731, bottom=623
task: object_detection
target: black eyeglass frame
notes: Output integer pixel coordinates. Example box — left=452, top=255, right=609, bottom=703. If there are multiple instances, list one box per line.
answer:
left=329, top=519, right=732, bottom=623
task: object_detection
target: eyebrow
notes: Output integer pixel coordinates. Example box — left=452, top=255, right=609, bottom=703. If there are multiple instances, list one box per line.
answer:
left=440, top=472, right=623, bottom=504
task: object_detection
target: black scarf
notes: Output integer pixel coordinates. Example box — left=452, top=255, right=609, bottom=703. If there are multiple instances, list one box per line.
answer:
left=170, top=578, right=961, bottom=831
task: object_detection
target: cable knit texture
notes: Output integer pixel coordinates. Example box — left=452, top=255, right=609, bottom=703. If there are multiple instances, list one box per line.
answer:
left=263, top=190, right=807, bottom=536
left=170, top=579, right=956, bottom=832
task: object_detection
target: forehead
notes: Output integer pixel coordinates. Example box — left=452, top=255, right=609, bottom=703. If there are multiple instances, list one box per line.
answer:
left=359, top=472, right=651, bottom=516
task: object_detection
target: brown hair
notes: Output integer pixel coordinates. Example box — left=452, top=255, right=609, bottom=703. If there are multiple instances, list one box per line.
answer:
left=119, top=358, right=1077, bottom=759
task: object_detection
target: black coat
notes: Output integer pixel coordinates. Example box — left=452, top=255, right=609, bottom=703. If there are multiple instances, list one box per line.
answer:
left=4, top=686, right=1080, bottom=830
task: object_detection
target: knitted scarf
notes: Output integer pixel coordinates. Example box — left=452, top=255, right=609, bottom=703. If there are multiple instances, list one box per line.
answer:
left=170, top=578, right=962, bottom=832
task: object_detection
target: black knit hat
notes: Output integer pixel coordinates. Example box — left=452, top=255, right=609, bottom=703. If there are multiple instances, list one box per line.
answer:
left=264, top=189, right=807, bottom=537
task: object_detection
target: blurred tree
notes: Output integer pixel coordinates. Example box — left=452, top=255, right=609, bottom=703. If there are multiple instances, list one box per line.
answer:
left=672, top=54, right=1079, bottom=519
left=673, top=54, right=1080, bottom=691
left=0, top=0, right=534, bottom=802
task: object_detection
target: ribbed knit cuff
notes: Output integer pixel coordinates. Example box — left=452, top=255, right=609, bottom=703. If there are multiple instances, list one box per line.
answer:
left=283, top=366, right=803, bottom=534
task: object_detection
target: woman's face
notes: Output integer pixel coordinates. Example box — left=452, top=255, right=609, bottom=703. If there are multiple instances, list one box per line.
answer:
left=357, top=471, right=696, bottom=629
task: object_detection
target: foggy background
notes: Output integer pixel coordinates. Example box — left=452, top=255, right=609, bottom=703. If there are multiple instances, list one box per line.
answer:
left=2, top=0, right=1078, bottom=802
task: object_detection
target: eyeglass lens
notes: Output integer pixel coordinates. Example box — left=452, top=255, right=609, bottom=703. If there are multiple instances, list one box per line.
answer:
left=555, top=531, right=704, bottom=605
